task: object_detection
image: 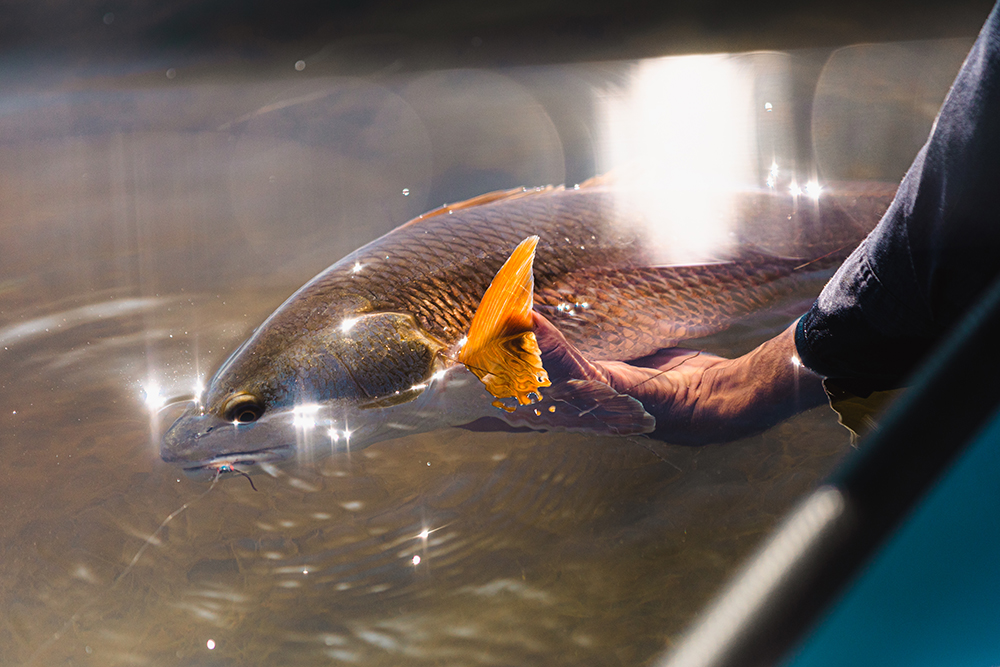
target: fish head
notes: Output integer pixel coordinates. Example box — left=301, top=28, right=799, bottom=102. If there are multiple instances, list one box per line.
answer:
left=161, top=310, right=452, bottom=475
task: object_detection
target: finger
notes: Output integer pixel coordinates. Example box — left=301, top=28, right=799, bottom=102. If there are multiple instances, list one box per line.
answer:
left=532, top=310, right=609, bottom=384
left=632, top=348, right=722, bottom=371
left=530, top=310, right=566, bottom=352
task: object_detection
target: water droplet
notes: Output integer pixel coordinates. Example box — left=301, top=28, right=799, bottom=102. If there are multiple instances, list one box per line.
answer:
left=165, top=68, right=176, bottom=79
left=402, top=188, right=410, bottom=196
left=103, top=12, right=114, bottom=25
left=206, top=639, right=216, bottom=650
left=764, top=102, right=773, bottom=112
left=294, top=60, right=306, bottom=71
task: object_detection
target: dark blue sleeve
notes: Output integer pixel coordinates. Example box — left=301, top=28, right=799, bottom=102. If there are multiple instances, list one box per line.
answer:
left=796, top=1, right=1000, bottom=393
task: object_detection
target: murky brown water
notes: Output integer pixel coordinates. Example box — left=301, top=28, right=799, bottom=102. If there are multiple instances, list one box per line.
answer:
left=0, top=40, right=968, bottom=666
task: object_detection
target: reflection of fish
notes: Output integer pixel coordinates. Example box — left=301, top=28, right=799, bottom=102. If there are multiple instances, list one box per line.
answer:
left=161, top=180, right=894, bottom=475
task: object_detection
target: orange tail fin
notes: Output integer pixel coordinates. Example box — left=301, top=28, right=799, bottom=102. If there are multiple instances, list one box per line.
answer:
left=458, top=236, right=551, bottom=411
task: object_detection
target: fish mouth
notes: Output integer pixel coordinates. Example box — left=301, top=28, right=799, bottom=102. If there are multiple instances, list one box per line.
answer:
left=179, top=444, right=295, bottom=478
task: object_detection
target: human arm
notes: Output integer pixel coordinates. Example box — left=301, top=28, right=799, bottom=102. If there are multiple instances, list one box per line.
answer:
left=797, top=1, right=1000, bottom=395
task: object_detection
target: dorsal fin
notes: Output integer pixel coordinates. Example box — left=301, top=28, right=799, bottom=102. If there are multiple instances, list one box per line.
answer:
left=575, top=171, right=618, bottom=189
left=458, top=236, right=551, bottom=410
left=399, top=185, right=562, bottom=230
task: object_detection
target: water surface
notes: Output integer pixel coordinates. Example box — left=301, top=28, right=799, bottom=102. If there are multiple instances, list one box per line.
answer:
left=0, top=40, right=967, bottom=666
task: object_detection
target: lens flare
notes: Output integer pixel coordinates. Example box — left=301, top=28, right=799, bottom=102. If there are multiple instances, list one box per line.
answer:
left=142, top=382, right=166, bottom=411
left=293, top=404, right=321, bottom=429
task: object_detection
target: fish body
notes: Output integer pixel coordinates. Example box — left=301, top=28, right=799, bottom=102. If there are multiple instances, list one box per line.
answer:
left=162, top=181, right=894, bottom=474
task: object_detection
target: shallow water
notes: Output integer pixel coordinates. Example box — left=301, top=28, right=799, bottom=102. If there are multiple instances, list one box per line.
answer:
left=0, top=40, right=967, bottom=666
left=2, top=284, right=849, bottom=667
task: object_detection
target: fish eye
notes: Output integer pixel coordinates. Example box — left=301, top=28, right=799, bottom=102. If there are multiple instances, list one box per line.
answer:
left=223, top=393, right=264, bottom=424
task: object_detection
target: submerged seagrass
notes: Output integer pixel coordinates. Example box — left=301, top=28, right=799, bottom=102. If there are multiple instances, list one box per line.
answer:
left=161, top=180, right=895, bottom=475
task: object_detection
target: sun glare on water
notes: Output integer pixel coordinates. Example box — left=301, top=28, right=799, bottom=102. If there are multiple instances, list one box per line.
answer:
left=142, top=382, right=166, bottom=411
left=600, top=54, right=759, bottom=263
left=599, top=52, right=806, bottom=264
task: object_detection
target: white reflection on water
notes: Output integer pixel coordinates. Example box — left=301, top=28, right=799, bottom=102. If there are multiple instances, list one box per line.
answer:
left=141, top=381, right=166, bottom=411
left=601, top=54, right=758, bottom=263
left=218, top=89, right=331, bottom=131
left=287, top=476, right=320, bottom=491
left=171, top=583, right=252, bottom=626
left=767, top=160, right=780, bottom=188
left=0, top=297, right=164, bottom=347
left=462, top=578, right=552, bottom=602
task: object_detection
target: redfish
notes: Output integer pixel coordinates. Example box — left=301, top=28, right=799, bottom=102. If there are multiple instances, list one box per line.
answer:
left=161, top=179, right=894, bottom=476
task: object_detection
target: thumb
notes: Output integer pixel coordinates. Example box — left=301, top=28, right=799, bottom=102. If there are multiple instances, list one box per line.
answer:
left=532, top=311, right=610, bottom=384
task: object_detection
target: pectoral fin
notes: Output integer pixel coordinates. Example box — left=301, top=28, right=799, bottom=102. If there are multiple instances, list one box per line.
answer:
left=459, top=379, right=655, bottom=436
left=459, top=236, right=551, bottom=410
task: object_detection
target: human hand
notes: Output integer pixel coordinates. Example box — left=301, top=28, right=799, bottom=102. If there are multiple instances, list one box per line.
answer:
left=533, top=312, right=827, bottom=445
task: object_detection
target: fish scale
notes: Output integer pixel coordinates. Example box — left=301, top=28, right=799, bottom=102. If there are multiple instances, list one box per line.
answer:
left=253, top=185, right=881, bottom=365
left=537, top=258, right=799, bottom=359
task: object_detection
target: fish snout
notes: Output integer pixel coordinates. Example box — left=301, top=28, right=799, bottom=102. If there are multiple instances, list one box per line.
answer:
left=160, top=410, right=235, bottom=464
left=161, top=407, right=298, bottom=476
